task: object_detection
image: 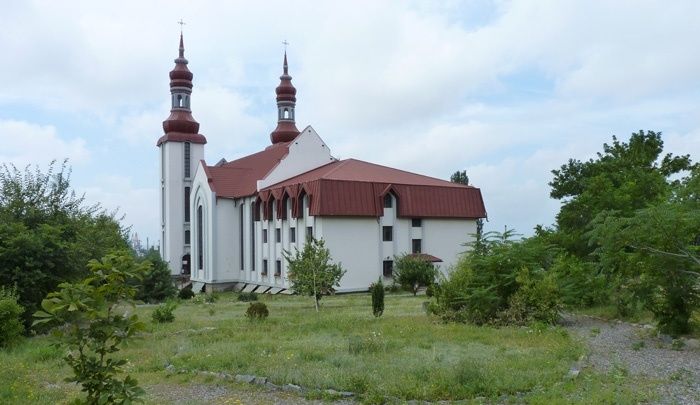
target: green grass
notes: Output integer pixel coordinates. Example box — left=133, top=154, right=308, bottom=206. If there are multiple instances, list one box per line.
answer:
left=0, top=293, right=656, bottom=403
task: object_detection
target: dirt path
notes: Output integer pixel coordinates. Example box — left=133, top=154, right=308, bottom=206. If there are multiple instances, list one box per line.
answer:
left=565, top=314, right=700, bottom=404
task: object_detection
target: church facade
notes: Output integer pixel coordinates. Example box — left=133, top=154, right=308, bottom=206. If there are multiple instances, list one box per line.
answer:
left=158, top=35, right=487, bottom=293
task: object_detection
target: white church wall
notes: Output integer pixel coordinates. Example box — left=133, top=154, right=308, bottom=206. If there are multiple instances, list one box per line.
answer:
left=257, top=126, right=334, bottom=190
left=212, top=198, right=239, bottom=283
left=190, top=164, right=216, bottom=283
left=422, top=218, right=476, bottom=274
left=319, top=217, right=382, bottom=292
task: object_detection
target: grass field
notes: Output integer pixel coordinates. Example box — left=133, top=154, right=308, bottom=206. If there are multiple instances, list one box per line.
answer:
left=0, top=293, right=656, bottom=404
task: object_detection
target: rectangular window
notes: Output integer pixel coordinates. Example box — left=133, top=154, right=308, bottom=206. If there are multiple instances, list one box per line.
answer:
left=184, top=142, right=191, bottom=178
left=276, top=228, right=281, bottom=243
left=412, top=239, right=422, bottom=253
left=262, top=259, right=268, bottom=275
left=197, top=206, right=203, bottom=270
left=382, top=226, right=393, bottom=242
left=306, top=226, right=313, bottom=239
left=275, top=260, right=281, bottom=276
left=290, top=227, right=296, bottom=243
left=411, top=218, right=422, bottom=227
left=239, top=205, right=244, bottom=270
left=263, top=229, right=268, bottom=243
left=184, top=187, right=191, bottom=222
left=383, top=260, right=393, bottom=277
left=184, top=230, right=190, bottom=245
left=383, top=194, right=392, bottom=208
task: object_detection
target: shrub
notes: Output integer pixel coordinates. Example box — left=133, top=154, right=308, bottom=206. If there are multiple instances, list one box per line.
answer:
left=393, top=254, right=438, bottom=295
left=501, top=268, right=561, bottom=325
left=204, top=293, right=219, bottom=303
left=348, top=332, right=387, bottom=355
left=245, top=302, right=269, bottom=320
left=178, top=286, right=195, bottom=300
left=152, top=301, right=177, bottom=323
left=0, top=287, right=24, bottom=347
left=237, top=291, right=258, bottom=302
left=134, top=248, right=177, bottom=303
left=369, top=279, right=385, bottom=317
left=550, top=254, right=608, bottom=308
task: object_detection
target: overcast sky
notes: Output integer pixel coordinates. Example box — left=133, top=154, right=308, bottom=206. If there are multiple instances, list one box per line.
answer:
left=2, top=0, right=699, bottom=246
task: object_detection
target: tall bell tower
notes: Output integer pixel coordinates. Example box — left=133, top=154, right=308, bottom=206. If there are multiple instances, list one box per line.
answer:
left=157, top=32, right=207, bottom=275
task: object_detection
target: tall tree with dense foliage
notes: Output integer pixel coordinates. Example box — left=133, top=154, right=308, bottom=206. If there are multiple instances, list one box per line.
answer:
left=393, top=254, right=438, bottom=296
left=284, top=237, right=346, bottom=311
left=33, top=253, right=148, bottom=404
left=132, top=248, right=177, bottom=303
left=451, top=169, right=484, bottom=240
left=549, top=130, right=692, bottom=257
left=0, top=161, right=130, bottom=327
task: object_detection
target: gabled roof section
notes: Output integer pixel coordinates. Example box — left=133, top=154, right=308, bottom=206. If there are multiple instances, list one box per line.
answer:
left=204, top=142, right=290, bottom=198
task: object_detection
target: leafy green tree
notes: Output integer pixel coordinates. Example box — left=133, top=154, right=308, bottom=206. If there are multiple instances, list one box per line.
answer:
left=132, top=248, right=176, bottom=303
left=450, top=170, right=469, bottom=185
left=33, top=253, right=148, bottom=404
left=393, top=254, right=438, bottom=296
left=0, top=161, right=129, bottom=327
left=590, top=170, right=700, bottom=335
left=549, top=130, right=692, bottom=257
left=284, top=237, right=346, bottom=311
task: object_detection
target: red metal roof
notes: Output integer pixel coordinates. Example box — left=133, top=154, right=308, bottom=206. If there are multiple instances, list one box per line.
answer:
left=204, top=142, right=290, bottom=198
left=259, top=159, right=487, bottom=219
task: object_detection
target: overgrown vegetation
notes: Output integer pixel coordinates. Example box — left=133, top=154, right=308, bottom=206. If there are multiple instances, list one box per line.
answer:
left=284, top=237, right=346, bottom=311
left=0, top=287, right=24, bottom=347
left=33, top=253, right=149, bottom=404
left=244, top=302, right=269, bottom=320
left=0, top=161, right=129, bottom=327
left=393, top=254, right=437, bottom=296
left=237, top=291, right=258, bottom=302
left=152, top=301, right=177, bottom=324
left=134, top=248, right=177, bottom=303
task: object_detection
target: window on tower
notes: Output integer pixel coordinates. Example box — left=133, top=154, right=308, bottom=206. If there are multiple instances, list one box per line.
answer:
left=177, top=95, right=183, bottom=108
left=284, top=109, right=289, bottom=119
left=184, top=187, right=191, bottom=222
left=184, top=142, right=191, bottom=178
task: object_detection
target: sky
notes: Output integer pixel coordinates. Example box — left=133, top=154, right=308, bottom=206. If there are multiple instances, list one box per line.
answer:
left=1, top=0, right=699, bottom=246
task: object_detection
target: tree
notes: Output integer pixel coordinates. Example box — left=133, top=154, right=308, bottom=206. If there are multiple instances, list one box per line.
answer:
left=590, top=167, right=700, bottom=335
left=132, top=248, right=177, bottom=303
left=0, top=161, right=129, bottom=327
left=0, top=287, right=24, bottom=347
left=33, top=253, right=148, bottom=404
left=284, top=238, right=346, bottom=311
left=450, top=170, right=469, bottom=185
left=393, top=254, right=438, bottom=296
left=549, top=130, right=692, bottom=257
left=370, top=278, right=385, bottom=317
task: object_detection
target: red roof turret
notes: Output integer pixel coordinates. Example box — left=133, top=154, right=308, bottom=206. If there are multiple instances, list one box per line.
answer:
left=270, top=51, right=300, bottom=144
left=158, top=33, right=206, bottom=146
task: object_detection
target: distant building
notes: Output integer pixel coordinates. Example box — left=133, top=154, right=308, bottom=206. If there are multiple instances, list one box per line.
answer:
left=158, top=34, right=487, bottom=293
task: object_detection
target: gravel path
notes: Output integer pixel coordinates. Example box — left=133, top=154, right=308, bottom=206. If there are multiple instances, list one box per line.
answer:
left=565, top=314, right=700, bottom=405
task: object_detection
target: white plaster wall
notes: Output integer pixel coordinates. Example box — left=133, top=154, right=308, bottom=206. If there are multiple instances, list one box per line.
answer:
left=212, top=198, right=239, bottom=283
left=422, top=219, right=477, bottom=274
left=257, top=126, right=335, bottom=189
left=160, top=141, right=204, bottom=275
left=190, top=163, right=216, bottom=283
left=319, top=217, right=381, bottom=292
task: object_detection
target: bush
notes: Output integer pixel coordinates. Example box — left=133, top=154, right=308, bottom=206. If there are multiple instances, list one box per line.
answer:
left=500, top=268, right=561, bottom=325
left=393, top=254, right=438, bottom=295
left=134, top=248, right=177, bottom=303
left=237, top=291, right=258, bottom=302
left=0, top=287, right=24, bottom=347
left=370, top=279, right=385, bottom=317
left=550, top=254, right=609, bottom=308
left=152, top=301, right=177, bottom=323
left=245, top=302, right=269, bottom=320
left=178, top=286, right=195, bottom=300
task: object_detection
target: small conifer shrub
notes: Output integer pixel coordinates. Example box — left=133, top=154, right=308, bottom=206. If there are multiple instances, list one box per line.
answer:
left=0, top=287, right=24, bottom=347
left=245, top=302, right=269, bottom=320
left=370, top=279, right=385, bottom=317
left=178, top=286, right=195, bottom=300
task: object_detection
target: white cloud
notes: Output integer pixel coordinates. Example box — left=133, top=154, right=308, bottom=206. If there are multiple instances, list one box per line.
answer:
left=0, top=119, right=90, bottom=167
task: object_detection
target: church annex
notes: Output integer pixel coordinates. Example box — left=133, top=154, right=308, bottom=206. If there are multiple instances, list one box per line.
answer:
left=158, top=34, right=487, bottom=293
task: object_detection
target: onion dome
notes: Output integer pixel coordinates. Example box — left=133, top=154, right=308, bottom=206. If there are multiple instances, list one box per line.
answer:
left=270, top=51, right=300, bottom=144
left=157, top=33, right=206, bottom=146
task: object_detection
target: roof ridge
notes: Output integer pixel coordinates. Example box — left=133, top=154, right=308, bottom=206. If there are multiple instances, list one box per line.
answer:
left=340, top=158, right=470, bottom=188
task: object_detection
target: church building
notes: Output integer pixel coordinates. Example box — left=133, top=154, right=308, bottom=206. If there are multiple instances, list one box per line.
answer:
left=158, top=34, right=487, bottom=293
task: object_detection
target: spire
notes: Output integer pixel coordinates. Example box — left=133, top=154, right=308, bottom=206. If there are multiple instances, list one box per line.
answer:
left=270, top=49, right=300, bottom=144
left=157, top=32, right=207, bottom=147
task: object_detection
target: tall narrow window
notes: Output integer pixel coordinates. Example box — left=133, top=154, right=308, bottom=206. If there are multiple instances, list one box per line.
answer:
left=276, top=228, right=281, bottom=243
left=197, top=205, right=203, bottom=270
left=306, top=226, right=313, bottom=239
left=239, top=205, right=244, bottom=270
left=383, top=260, right=393, bottom=277
left=184, top=230, right=190, bottom=245
left=382, top=226, right=393, bottom=242
left=263, top=229, right=268, bottom=243
left=184, top=142, right=191, bottom=178
left=383, top=194, right=393, bottom=208
left=412, top=239, right=422, bottom=254
left=262, top=259, right=268, bottom=275
left=275, top=260, right=281, bottom=276
left=290, top=227, right=296, bottom=243
left=250, top=203, right=256, bottom=271
left=184, top=187, right=191, bottom=222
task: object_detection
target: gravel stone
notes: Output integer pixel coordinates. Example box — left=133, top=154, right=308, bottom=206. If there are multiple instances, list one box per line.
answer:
left=565, top=314, right=700, bottom=404
left=234, top=374, right=256, bottom=384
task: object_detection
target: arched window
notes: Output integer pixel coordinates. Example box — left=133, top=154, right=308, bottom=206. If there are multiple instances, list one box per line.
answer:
left=177, top=95, right=183, bottom=108
left=197, top=205, right=203, bottom=270
left=284, top=109, right=289, bottom=119
left=383, top=193, right=393, bottom=208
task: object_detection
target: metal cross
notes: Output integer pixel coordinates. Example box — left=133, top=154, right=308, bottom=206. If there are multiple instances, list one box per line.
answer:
left=178, top=19, right=186, bottom=33
left=282, top=40, right=289, bottom=51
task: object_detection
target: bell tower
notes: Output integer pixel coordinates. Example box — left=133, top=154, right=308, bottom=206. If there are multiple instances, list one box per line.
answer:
left=270, top=51, right=300, bottom=143
left=157, top=32, right=207, bottom=276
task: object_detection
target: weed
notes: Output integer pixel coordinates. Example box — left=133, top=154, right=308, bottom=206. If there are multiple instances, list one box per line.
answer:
left=152, top=301, right=177, bottom=323
left=245, top=302, right=269, bottom=320
left=590, top=327, right=601, bottom=337
left=237, top=292, right=258, bottom=302
left=671, top=339, right=685, bottom=351
left=631, top=341, right=645, bottom=351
